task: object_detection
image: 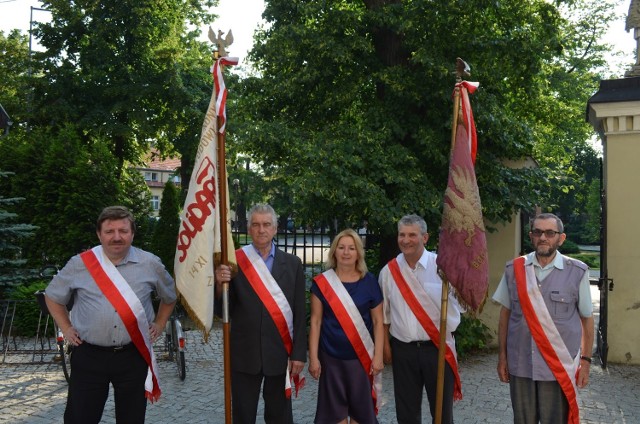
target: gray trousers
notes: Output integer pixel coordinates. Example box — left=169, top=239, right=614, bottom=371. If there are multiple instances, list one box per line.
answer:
left=509, top=375, right=569, bottom=424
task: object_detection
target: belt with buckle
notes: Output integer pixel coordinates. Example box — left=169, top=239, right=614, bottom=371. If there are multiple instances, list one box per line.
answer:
left=392, top=337, right=434, bottom=348
left=83, top=342, right=134, bottom=352
left=412, top=340, right=434, bottom=347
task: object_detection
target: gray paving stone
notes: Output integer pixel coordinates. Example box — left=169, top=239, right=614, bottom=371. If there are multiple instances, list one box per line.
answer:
left=1, top=320, right=639, bottom=423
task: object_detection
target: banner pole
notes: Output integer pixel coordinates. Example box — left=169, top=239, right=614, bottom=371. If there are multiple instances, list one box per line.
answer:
left=435, top=58, right=466, bottom=424
left=435, top=276, right=450, bottom=424
left=217, top=112, right=232, bottom=424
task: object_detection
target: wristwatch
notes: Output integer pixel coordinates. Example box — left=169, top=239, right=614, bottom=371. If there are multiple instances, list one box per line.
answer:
left=580, top=355, right=592, bottom=363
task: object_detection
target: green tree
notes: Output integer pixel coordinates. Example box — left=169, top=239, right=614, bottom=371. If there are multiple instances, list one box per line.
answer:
left=0, top=171, right=38, bottom=296
left=0, top=1, right=218, bottom=268
left=151, top=180, right=180, bottom=275
left=231, top=0, right=614, bottom=261
left=165, top=39, right=219, bottom=201
left=118, top=166, right=154, bottom=250
left=0, top=30, right=30, bottom=126
left=0, top=124, right=120, bottom=265
left=29, top=0, right=214, bottom=172
left=584, top=176, right=602, bottom=244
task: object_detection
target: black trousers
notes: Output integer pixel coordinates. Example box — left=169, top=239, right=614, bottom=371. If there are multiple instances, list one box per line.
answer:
left=231, top=370, right=293, bottom=424
left=390, top=337, right=455, bottom=424
left=64, top=343, right=148, bottom=424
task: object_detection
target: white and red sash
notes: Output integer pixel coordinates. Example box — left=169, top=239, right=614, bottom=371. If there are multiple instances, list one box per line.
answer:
left=513, top=256, right=580, bottom=424
left=313, top=270, right=382, bottom=414
left=388, top=258, right=462, bottom=400
left=80, top=246, right=161, bottom=402
left=235, top=245, right=305, bottom=398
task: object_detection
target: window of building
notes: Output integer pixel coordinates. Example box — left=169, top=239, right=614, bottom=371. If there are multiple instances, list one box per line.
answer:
left=144, top=172, right=158, bottom=182
left=151, top=195, right=160, bottom=211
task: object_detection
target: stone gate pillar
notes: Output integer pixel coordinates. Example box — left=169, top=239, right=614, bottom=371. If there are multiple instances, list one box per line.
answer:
left=587, top=76, right=640, bottom=365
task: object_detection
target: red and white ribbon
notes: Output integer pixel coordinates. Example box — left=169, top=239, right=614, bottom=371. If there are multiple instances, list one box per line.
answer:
left=313, top=269, right=382, bottom=413
left=80, top=246, right=161, bottom=402
left=514, top=257, right=580, bottom=424
left=236, top=245, right=305, bottom=398
left=454, top=80, right=479, bottom=164
left=388, top=258, right=462, bottom=400
left=213, top=57, right=239, bottom=134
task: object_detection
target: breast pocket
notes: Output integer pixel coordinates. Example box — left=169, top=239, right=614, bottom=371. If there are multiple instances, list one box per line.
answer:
left=549, top=292, right=575, bottom=319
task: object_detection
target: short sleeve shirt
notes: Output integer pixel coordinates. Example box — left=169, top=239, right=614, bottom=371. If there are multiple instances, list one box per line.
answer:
left=45, top=246, right=177, bottom=346
left=310, top=272, right=383, bottom=360
left=492, top=251, right=593, bottom=317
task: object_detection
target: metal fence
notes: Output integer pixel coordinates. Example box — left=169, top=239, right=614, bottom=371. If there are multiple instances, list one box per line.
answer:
left=233, top=227, right=334, bottom=282
left=0, top=227, right=364, bottom=363
left=1, top=298, right=59, bottom=364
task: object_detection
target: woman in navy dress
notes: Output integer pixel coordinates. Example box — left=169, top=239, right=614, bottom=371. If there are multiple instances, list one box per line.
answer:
left=309, top=229, right=384, bottom=424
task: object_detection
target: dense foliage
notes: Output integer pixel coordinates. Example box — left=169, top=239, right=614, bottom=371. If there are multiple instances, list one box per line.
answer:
left=6, top=280, right=49, bottom=336
left=150, top=180, right=181, bottom=276
left=456, top=314, right=493, bottom=359
left=0, top=0, right=619, bottom=283
left=0, top=0, right=216, bottom=269
left=29, top=0, right=214, bottom=171
left=0, top=171, right=38, bottom=296
left=227, top=0, right=614, bottom=261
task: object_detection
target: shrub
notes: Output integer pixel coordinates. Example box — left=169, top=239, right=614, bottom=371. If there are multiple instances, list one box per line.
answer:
left=567, top=253, right=600, bottom=269
left=561, top=239, right=580, bottom=254
left=455, top=314, right=492, bottom=359
left=7, top=280, right=51, bottom=337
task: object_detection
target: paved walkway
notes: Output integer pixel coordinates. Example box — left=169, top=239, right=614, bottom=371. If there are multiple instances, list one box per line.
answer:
left=1, top=319, right=639, bottom=423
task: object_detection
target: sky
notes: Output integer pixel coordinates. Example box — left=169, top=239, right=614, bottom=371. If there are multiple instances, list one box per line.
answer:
left=0, top=0, right=266, bottom=63
left=0, top=0, right=636, bottom=73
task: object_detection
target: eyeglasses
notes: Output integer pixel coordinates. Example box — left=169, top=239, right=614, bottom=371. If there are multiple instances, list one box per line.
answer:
left=530, top=229, right=561, bottom=238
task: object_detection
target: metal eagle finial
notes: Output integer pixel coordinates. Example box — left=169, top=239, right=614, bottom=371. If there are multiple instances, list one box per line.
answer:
left=455, top=57, right=471, bottom=81
left=208, top=27, right=234, bottom=58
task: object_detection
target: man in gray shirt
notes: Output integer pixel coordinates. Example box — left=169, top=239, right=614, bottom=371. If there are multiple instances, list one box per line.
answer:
left=45, top=206, right=177, bottom=424
left=492, top=213, right=593, bottom=424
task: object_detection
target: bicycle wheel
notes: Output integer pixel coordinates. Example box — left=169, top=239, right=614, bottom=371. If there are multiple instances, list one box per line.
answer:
left=164, top=322, right=174, bottom=361
left=171, top=319, right=187, bottom=380
left=59, top=340, right=71, bottom=383
left=177, top=350, right=186, bottom=381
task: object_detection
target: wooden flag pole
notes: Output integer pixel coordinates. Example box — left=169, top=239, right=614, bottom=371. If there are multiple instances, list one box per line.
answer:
left=216, top=113, right=232, bottom=424
left=435, top=58, right=468, bottom=424
left=435, top=276, right=451, bottom=424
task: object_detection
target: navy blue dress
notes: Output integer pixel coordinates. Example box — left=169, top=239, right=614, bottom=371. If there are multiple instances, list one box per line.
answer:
left=310, top=271, right=383, bottom=424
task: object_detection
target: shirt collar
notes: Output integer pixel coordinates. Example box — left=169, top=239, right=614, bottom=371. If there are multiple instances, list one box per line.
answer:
left=416, top=248, right=429, bottom=269
left=526, top=250, right=564, bottom=270
left=98, top=245, right=139, bottom=265
left=399, top=248, right=428, bottom=270
left=252, top=242, right=275, bottom=259
left=121, top=246, right=140, bottom=265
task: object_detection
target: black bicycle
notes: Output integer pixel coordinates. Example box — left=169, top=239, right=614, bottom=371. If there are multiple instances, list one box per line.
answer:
left=35, top=289, right=73, bottom=383
left=164, top=313, right=186, bottom=380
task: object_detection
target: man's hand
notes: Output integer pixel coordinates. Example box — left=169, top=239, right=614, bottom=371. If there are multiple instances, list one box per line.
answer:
left=576, top=360, right=590, bottom=388
left=62, top=325, right=82, bottom=346
left=383, top=340, right=392, bottom=364
left=289, top=360, right=305, bottom=376
left=215, top=264, right=232, bottom=284
left=149, top=322, right=163, bottom=342
left=497, top=356, right=510, bottom=383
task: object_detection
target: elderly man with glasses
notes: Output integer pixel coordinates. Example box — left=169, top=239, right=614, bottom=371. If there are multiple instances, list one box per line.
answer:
left=492, top=212, right=594, bottom=424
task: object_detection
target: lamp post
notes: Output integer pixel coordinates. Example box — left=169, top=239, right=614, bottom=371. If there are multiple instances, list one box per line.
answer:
left=27, top=6, right=51, bottom=130
left=28, top=6, right=50, bottom=78
left=0, top=104, right=12, bottom=138
left=232, top=178, right=240, bottom=231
